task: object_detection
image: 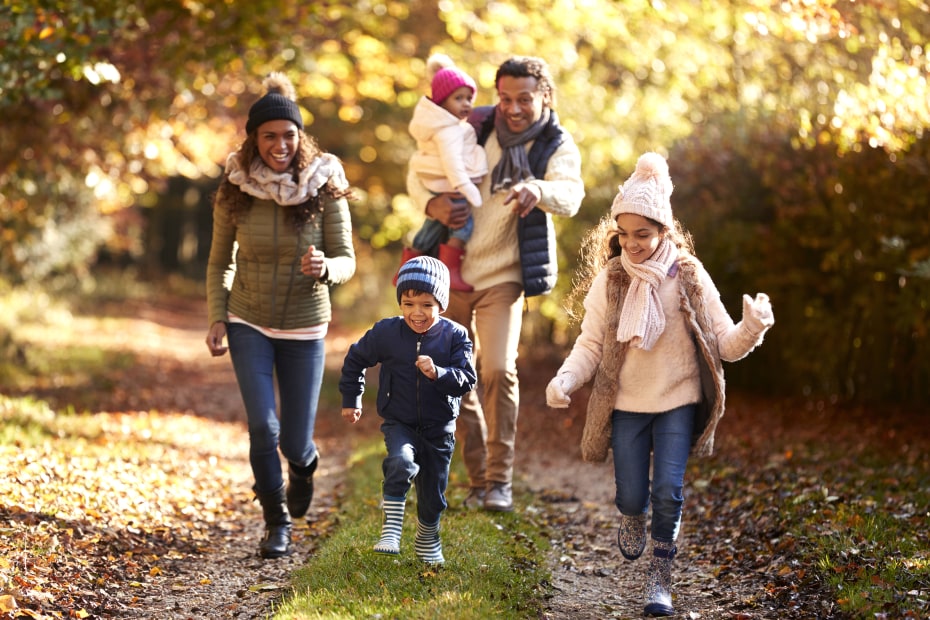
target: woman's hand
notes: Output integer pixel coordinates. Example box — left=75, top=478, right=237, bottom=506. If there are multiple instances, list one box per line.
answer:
left=205, top=321, right=228, bottom=357
left=301, top=245, right=327, bottom=278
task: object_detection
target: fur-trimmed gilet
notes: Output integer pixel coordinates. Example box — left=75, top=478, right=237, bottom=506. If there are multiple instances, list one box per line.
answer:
left=580, top=254, right=726, bottom=462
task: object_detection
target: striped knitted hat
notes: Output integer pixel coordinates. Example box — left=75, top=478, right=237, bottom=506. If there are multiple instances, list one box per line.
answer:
left=396, top=256, right=450, bottom=311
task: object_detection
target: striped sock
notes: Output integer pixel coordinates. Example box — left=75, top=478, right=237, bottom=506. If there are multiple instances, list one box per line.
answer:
left=373, top=497, right=406, bottom=555
left=415, top=518, right=444, bottom=564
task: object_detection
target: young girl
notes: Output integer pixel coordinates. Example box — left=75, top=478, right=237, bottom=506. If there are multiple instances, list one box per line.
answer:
left=397, top=53, right=488, bottom=292
left=545, top=152, right=774, bottom=616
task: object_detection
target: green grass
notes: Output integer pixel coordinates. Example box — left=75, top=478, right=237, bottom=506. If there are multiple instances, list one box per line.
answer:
left=271, top=437, right=550, bottom=619
left=798, top=454, right=930, bottom=617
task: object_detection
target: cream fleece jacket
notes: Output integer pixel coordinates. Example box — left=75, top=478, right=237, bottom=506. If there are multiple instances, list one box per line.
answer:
left=406, top=127, right=584, bottom=292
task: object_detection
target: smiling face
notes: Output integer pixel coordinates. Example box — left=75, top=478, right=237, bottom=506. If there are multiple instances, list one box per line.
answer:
left=615, top=213, right=665, bottom=264
left=256, top=119, right=299, bottom=173
left=496, top=75, right=548, bottom=134
left=400, top=289, right=441, bottom=334
left=440, top=86, right=474, bottom=120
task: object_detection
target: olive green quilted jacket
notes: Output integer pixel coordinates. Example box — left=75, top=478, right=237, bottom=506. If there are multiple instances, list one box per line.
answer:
left=206, top=194, right=355, bottom=330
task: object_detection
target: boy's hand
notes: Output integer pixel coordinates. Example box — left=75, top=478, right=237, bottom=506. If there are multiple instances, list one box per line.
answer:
left=416, top=355, right=437, bottom=380
left=342, top=407, right=362, bottom=424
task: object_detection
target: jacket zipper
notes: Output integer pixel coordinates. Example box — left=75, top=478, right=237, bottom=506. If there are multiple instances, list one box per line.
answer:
left=416, top=336, right=422, bottom=429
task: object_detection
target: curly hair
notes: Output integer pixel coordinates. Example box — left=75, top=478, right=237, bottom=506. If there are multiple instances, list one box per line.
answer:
left=563, top=215, right=695, bottom=323
left=215, top=131, right=354, bottom=230
left=495, top=56, right=557, bottom=108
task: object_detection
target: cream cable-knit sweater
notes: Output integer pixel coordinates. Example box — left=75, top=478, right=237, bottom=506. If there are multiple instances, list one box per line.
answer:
left=406, top=128, right=584, bottom=292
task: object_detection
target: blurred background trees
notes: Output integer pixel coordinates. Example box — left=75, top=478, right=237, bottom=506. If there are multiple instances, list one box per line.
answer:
left=2, top=0, right=928, bottom=405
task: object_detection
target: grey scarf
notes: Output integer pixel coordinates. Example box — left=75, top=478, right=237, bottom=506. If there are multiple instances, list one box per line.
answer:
left=490, top=108, right=549, bottom=192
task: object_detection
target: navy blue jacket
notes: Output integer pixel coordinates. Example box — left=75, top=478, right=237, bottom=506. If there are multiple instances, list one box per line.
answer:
left=339, top=317, right=476, bottom=434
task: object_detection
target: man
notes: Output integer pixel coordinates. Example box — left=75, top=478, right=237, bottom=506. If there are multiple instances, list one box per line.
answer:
left=406, top=56, right=584, bottom=512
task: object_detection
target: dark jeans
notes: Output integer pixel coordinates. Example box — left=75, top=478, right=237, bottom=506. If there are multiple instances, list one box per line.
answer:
left=228, top=322, right=324, bottom=494
left=381, top=420, right=455, bottom=525
left=611, top=404, right=696, bottom=543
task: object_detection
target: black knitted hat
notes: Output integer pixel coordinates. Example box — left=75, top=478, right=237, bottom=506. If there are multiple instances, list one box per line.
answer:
left=246, top=73, right=304, bottom=135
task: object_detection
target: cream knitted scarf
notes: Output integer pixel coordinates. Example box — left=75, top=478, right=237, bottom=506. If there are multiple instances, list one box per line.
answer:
left=225, top=152, right=348, bottom=206
left=616, top=237, right=678, bottom=350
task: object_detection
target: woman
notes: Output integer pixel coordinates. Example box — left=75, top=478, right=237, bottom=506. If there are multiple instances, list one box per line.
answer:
left=205, top=72, right=355, bottom=558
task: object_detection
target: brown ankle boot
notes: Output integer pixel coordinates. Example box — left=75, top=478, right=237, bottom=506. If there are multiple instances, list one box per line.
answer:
left=438, top=243, right=473, bottom=292
left=392, top=248, right=424, bottom=286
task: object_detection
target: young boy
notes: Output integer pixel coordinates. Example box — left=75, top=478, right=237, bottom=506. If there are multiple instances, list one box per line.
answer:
left=340, top=256, right=476, bottom=564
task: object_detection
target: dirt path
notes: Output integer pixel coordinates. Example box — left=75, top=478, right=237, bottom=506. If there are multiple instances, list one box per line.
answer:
left=18, top=295, right=840, bottom=619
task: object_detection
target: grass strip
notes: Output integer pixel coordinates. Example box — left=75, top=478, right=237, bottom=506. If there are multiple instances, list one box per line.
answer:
left=272, top=437, right=550, bottom=619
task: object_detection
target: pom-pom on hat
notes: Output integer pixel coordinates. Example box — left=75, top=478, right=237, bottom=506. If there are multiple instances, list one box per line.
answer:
left=427, top=53, right=476, bottom=105
left=610, top=152, right=674, bottom=228
left=396, top=256, right=450, bottom=312
left=246, top=72, right=304, bottom=135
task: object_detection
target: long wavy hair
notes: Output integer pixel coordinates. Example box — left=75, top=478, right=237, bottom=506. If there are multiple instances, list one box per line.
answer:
left=214, top=72, right=355, bottom=229
left=563, top=214, right=695, bottom=323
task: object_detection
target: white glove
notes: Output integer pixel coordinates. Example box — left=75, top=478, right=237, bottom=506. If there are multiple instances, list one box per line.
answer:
left=545, top=373, right=577, bottom=408
left=457, top=182, right=483, bottom=208
left=742, top=293, right=774, bottom=334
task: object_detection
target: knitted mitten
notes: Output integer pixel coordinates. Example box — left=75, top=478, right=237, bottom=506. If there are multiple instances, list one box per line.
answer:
left=644, top=540, right=677, bottom=617
left=373, top=496, right=406, bottom=555
left=617, top=512, right=647, bottom=560
left=414, top=518, right=444, bottom=564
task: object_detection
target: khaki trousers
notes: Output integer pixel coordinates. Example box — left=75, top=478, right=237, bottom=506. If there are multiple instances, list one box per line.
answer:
left=445, top=282, right=524, bottom=487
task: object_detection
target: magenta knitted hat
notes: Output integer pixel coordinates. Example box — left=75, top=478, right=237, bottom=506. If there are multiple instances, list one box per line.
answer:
left=427, top=54, right=476, bottom=105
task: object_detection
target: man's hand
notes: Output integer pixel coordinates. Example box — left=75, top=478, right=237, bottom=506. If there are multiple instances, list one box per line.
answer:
left=426, top=193, right=472, bottom=229
left=342, top=407, right=362, bottom=424
left=504, top=182, right=542, bottom=218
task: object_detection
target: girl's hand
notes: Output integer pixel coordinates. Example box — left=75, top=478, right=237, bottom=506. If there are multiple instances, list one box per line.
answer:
left=545, top=375, right=574, bottom=408
left=301, top=245, right=327, bottom=278
left=741, top=293, right=775, bottom=334
left=342, top=407, right=362, bottom=424
left=416, top=355, right=437, bottom=380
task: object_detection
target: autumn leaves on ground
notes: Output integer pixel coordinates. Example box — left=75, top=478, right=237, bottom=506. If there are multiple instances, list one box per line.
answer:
left=1, top=288, right=928, bottom=619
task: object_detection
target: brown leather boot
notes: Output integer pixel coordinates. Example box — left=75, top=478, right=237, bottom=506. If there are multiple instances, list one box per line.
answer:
left=438, top=243, right=473, bottom=292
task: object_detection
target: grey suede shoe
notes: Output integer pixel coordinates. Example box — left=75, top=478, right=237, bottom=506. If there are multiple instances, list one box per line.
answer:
left=617, top=512, right=647, bottom=560
left=483, top=482, right=513, bottom=512
left=462, top=487, right=486, bottom=510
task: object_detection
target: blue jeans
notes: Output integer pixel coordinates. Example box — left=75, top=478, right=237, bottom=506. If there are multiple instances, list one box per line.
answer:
left=228, top=323, right=324, bottom=495
left=381, top=421, right=455, bottom=525
left=611, top=404, right=696, bottom=543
